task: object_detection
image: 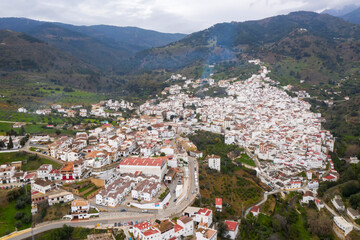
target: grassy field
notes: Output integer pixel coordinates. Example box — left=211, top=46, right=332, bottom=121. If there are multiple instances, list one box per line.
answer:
left=0, top=152, right=62, bottom=170
left=24, top=124, right=75, bottom=135
left=236, top=154, right=256, bottom=167
left=0, top=187, right=31, bottom=237
left=0, top=122, right=14, bottom=134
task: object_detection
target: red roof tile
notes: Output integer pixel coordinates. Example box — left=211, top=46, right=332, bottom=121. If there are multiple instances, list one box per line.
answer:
left=225, top=220, right=238, bottom=231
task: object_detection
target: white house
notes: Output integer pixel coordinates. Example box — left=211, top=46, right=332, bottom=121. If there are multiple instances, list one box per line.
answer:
left=131, top=180, right=161, bottom=201
left=207, top=154, right=221, bottom=172
left=153, top=219, right=175, bottom=240
left=71, top=199, right=90, bottom=219
left=194, top=208, right=213, bottom=227
left=215, top=198, right=222, bottom=212
left=302, top=191, right=314, bottom=204
left=47, top=190, right=74, bottom=206
left=133, top=221, right=152, bottom=239
left=196, top=227, right=217, bottom=240
left=18, top=107, right=27, bottom=113
left=224, top=220, right=239, bottom=240
left=31, top=179, right=56, bottom=194
left=347, top=208, right=360, bottom=220
left=315, top=198, right=324, bottom=211
left=177, top=216, right=194, bottom=237
left=37, top=164, right=53, bottom=180
left=331, top=195, right=345, bottom=212
left=250, top=206, right=260, bottom=216
left=333, top=216, right=353, bottom=236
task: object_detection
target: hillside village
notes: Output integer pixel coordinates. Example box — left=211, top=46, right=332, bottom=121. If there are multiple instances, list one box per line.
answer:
left=1, top=61, right=359, bottom=239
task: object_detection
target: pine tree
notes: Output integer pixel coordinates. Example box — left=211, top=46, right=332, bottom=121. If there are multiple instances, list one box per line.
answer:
left=20, top=126, right=25, bottom=136
left=0, top=140, right=5, bottom=148
left=7, top=136, right=13, bottom=149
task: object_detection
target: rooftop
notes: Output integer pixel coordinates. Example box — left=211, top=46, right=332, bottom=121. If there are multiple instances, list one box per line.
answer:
left=118, top=157, right=165, bottom=167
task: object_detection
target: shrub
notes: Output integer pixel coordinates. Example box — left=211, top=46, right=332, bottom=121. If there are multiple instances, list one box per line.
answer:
left=15, top=212, right=24, bottom=220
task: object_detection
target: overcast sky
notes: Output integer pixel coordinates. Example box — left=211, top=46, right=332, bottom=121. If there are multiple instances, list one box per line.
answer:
left=1, top=0, right=360, bottom=33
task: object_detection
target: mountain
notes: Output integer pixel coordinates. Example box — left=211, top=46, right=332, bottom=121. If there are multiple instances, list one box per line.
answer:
left=0, top=29, right=107, bottom=90
left=25, top=22, right=133, bottom=69
left=341, top=7, right=360, bottom=25
left=0, top=18, right=186, bottom=69
left=321, top=5, right=359, bottom=17
left=58, top=24, right=186, bottom=51
left=125, top=11, right=360, bottom=76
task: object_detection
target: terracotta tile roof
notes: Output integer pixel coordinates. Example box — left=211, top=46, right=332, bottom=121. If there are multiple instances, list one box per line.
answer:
left=225, top=220, right=238, bottom=231
left=118, top=157, right=165, bottom=167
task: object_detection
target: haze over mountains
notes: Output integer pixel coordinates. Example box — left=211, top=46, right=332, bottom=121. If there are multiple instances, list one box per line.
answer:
left=323, top=5, right=360, bottom=25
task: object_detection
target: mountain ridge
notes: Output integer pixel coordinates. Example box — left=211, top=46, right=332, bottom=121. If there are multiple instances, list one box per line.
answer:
left=0, top=17, right=186, bottom=69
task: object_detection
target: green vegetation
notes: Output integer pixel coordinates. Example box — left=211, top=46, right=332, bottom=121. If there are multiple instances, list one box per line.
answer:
left=318, top=153, right=360, bottom=206
left=236, top=154, right=256, bottom=167
left=79, top=183, right=95, bottom=193
left=159, top=187, right=170, bottom=200
left=83, top=187, right=100, bottom=199
left=0, top=186, right=31, bottom=237
left=189, top=130, right=244, bottom=174
left=197, top=164, right=262, bottom=219
left=240, top=193, right=333, bottom=240
left=34, top=202, right=70, bottom=223
left=0, top=122, right=14, bottom=134
left=23, top=225, right=107, bottom=240
left=190, top=131, right=263, bottom=218
left=0, top=152, right=61, bottom=170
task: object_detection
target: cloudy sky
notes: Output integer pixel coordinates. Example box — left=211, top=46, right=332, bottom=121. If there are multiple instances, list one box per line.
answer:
left=1, top=0, right=360, bottom=33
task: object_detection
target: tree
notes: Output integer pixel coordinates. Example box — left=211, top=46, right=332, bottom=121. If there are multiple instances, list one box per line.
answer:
left=0, top=140, right=5, bottom=148
left=15, top=212, right=24, bottom=220
left=7, top=136, right=13, bottom=149
left=19, top=126, right=25, bottom=136
left=55, top=129, right=61, bottom=135
left=20, top=137, right=27, bottom=147
left=217, top=221, right=229, bottom=239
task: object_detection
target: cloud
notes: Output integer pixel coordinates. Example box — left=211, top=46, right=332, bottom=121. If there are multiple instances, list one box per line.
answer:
left=0, top=0, right=359, bottom=33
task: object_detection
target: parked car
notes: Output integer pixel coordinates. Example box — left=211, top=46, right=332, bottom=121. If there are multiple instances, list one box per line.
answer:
left=173, top=198, right=177, bottom=202
left=120, top=209, right=126, bottom=212
left=142, top=210, right=148, bottom=213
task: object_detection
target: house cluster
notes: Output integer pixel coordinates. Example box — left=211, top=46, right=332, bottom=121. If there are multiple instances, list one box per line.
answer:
left=139, top=65, right=335, bottom=191
left=0, top=162, right=35, bottom=186
left=47, top=116, right=183, bottom=170
left=35, top=104, right=82, bottom=117
left=131, top=206, right=239, bottom=240
left=90, top=99, right=133, bottom=118
left=96, top=170, right=162, bottom=207
left=31, top=178, right=74, bottom=212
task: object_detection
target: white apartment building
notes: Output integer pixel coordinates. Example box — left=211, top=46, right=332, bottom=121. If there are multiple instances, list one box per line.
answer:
left=206, top=155, right=221, bottom=172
